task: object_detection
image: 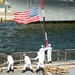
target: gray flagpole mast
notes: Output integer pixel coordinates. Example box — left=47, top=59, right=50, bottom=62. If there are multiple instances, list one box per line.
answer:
left=3, top=0, right=6, bottom=23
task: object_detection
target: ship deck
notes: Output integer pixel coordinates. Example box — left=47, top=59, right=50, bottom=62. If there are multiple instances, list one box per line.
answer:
left=0, top=60, right=75, bottom=75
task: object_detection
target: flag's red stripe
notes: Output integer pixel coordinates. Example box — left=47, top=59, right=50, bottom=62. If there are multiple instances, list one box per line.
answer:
left=14, top=8, right=40, bottom=24
left=14, top=15, right=40, bottom=24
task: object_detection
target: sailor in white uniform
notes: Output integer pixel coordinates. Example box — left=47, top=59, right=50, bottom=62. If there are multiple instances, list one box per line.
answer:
left=22, top=54, right=33, bottom=73
left=39, top=45, right=46, bottom=62
left=7, top=54, right=14, bottom=73
left=45, top=44, right=52, bottom=63
left=34, top=52, right=44, bottom=73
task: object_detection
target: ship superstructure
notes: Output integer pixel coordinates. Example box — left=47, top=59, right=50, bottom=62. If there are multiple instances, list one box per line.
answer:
left=0, top=1, right=15, bottom=22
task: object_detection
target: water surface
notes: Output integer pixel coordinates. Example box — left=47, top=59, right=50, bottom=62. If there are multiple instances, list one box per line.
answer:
left=0, top=22, right=75, bottom=53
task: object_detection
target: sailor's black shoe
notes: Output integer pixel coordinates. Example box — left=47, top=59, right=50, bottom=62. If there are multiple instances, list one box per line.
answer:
left=11, top=70, right=14, bottom=72
left=49, top=61, right=52, bottom=63
left=36, top=69, right=39, bottom=73
left=7, top=70, right=10, bottom=73
left=30, top=69, right=34, bottom=73
left=22, top=70, right=26, bottom=73
left=9, top=68, right=14, bottom=72
left=39, top=67, right=44, bottom=71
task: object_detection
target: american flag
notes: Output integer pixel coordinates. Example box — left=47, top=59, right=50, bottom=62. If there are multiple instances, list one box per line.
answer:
left=14, top=8, right=40, bottom=24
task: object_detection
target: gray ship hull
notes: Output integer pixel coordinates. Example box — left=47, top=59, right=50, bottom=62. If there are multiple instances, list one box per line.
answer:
left=6, top=0, right=75, bottom=21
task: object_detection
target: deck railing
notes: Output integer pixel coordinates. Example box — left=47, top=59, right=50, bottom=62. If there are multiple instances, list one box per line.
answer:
left=0, top=49, right=75, bottom=64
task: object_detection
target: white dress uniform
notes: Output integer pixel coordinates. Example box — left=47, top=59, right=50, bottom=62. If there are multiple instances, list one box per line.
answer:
left=7, top=55, right=14, bottom=72
left=39, top=45, right=46, bottom=61
left=35, top=52, right=44, bottom=69
left=45, top=44, right=52, bottom=62
left=23, top=55, right=32, bottom=70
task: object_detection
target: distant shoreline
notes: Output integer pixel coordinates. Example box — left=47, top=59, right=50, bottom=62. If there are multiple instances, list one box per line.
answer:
left=0, top=12, right=14, bottom=22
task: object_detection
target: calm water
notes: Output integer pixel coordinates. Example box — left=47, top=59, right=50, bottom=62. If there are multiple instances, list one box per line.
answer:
left=0, top=22, right=75, bottom=53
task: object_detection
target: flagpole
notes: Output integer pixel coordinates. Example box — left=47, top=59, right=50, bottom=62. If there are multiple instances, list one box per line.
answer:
left=3, top=0, right=6, bottom=23
left=1, top=0, right=6, bottom=23
left=40, top=0, right=48, bottom=47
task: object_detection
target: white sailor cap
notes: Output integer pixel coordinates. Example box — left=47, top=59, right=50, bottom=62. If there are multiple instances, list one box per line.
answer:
left=23, top=54, right=26, bottom=56
left=48, top=44, right=51, bottom=46
left=41, top=45, right=44, bottom=48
